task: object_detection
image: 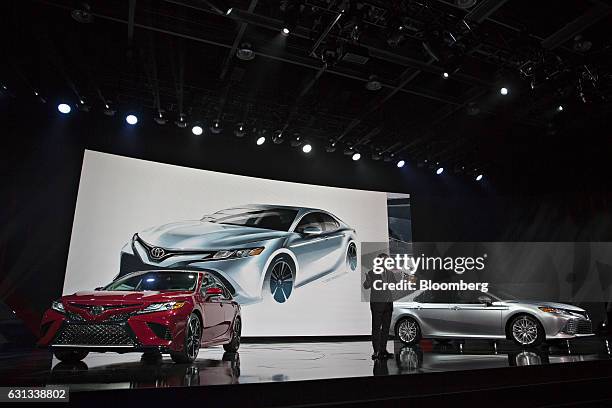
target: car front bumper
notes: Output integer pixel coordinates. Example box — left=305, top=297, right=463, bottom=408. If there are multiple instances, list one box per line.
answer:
left=38, top=308, right=190, bottom=353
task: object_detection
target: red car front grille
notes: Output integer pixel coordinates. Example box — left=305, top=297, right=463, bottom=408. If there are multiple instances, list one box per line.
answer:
left=54, top=323, right=136, bottom=346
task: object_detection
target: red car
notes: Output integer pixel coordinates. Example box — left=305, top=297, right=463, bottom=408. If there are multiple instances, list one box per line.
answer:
left=38, top=270, right=241, bottom=363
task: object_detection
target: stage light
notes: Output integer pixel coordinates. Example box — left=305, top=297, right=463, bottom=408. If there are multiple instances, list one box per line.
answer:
left=192, top=125, right=203, bottom=136
left=236, top=42, right=255, bottom=61
left=210, top=119, right=222, bottom=134
left=397, top=160, right=405, bottom=168
left=175, top=115, right=187, bottom=128
left=256, top=136, right=266, bottom=145
left=234, top=123, right=246, bottom=137
left=476, top=174, right=483, bottom=181
left=557, top=105, right=564, bottom=112
left=103, top=104, right=116, bottom=116
left=282, top=27, right=290, bottom=35
left=34, top=91, right=39, bottom=96
left=155, top=111, right=167, bottom=125
left=442, top=72, right=449, bottom=79
left=79, top=99, right=85, bottom=105
left=436, top=167, right=444, bottom=175
left=365, top=75, right=382, bottom=91
left=57, top=103, right=71, bottom=114
left=500, top=87, right=509, bottom=96
left=302, top=144, right=312, bottom=153
left=352, top=152, right=361, bottom=161
left=325, top=141, right=336, bottom=153
left=226, top=8, right=233, bottom=15
left=126, top=114, right=138, bottom=125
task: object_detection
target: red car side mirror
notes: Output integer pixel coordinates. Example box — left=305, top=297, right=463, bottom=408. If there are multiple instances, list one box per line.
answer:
left=205, top=287, right=223, bottom=296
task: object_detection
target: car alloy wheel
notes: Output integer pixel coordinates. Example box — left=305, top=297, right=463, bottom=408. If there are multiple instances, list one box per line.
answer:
left=511, top=316, right=539, bottom=346
left=186, top=315, right=202, bottom=360
left=396, top=317, right=420, bottom=345
left=269, top=260, right=294, bottom=303
left=224, top=318, right=241, bottom=352
left=346, top=242, right=358, bottom=271
left=172, top=313, right=201, bottom=363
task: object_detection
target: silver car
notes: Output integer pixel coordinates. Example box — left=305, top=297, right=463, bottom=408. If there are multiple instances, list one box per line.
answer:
left=119, top=205, right=358, bottom=304
left=391, top=289, right=594, bottom=347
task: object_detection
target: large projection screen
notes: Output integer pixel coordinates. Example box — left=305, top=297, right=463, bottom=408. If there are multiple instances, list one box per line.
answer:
left=64, top=150, right=411, bottom=336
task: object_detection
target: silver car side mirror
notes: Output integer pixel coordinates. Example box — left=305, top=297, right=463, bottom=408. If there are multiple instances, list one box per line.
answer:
left=302, top=226, right=323, bottom=235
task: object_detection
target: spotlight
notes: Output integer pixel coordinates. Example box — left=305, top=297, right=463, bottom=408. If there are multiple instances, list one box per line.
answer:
left=236, top=43, right=255, bottom=61
left=155, top=111, right=167, bottom=125
left=256, top=136, right=266, bottom=145
left=126, top=114, right=138, bottom=125
left=272, top=130, right=284, bottom=144
left=557, top=105, right=564, bottom=112
left=475, top=174, right=483, bottom=181
left=226, top=8, right=233, bottom=15
left=71, top=3, right=93, bottom=23
left=352, top=152, right=361, bottom=161
left=442, top=72, right=449, bottom=79
left=234, top=123, right=246, bottom=137
left=192, top=125, right=203, bottom=136
left=34, top=91, right=39, bottom=96
left=365, top=75, right=382, bottom=91
left=500, top=87, right=509, bottom=96
left=397, top=160, right=405, bottom=168
left=210, top=119, right=222, bottom=134
left=290, top=134, right=302, bottom=147
left=325, top=141, right=337, bottom=153
left=436, top=167, right=444, bottom=175
left=103, top=104, right=116, bottom=116
left=57, top=103, right=71, bottom=114
left=282, top=27, right=290, bottom=35
left=302, top=144, right=312, bottom=153
left=175, top=115, right=187, bottom=128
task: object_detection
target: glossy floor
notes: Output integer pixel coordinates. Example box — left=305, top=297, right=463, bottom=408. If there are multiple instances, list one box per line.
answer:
left=1, top=337, right=611, bottom=391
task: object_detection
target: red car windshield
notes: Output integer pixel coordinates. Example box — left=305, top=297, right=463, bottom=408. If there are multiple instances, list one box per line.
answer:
left=104, top=272, right=198, bottom=292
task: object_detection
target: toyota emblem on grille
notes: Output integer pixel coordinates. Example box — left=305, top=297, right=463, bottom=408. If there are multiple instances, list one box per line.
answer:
left=150, top=247, right=166, bottom=259
left=90, top=306, right=105, bottom=315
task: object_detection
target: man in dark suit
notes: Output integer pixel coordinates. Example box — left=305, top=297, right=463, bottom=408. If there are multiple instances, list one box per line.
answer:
left=363, top=253, right=398, bottom=360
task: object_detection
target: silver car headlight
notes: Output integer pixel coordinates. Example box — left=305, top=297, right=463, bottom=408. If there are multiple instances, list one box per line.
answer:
left=538, top=306, right=568, bottom=315
left=138, top=301, right=186, bottom=314
left=51, top=300, right=65, bottom=314
left=212, top=247, right=264, bottom=260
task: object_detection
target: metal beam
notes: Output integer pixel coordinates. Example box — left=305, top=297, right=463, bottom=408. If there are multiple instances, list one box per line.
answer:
left=465, top=0, right=509, bottom=23
left=542, top=3, right=611, bottom=50
left=127, top=0, right=136, bottom=43
left=218, top=0, right=258, bottom=80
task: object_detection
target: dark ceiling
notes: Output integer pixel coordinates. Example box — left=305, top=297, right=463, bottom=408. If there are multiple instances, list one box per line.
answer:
left=2, top=0, right=612, bottom=183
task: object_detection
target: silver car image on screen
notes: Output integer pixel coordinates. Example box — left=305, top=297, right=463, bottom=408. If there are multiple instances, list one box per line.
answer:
left=391, top=289, right=594, bottom=347
left=119, top=205, right=358, bottom=304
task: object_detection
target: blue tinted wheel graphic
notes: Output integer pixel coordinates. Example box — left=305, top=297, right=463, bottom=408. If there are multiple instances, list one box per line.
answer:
left=264, top=256, right=295, bottom=303
left=346, top=242, right=357, bottom=271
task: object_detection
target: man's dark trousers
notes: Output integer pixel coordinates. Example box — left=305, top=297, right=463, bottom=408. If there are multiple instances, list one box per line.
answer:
left=370, top=301, right=393, bottom=354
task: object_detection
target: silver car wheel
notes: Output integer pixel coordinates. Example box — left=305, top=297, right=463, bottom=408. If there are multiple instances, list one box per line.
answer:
left=186, top=316, right=201, bottom=360
left=512, top=316, right=538, bottom=345
left=398, top=319, right=418, bottom=343
left=346, top=242, right=357, bottom=271
left=269, top=260, right=294, bottom=303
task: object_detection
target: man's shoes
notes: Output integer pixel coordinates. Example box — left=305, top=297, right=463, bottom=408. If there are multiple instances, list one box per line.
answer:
left=379, top=350, right=394, bottom=359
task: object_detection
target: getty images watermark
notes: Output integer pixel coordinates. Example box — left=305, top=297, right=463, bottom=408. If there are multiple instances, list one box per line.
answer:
left=370, top=253, right=490, bottom=293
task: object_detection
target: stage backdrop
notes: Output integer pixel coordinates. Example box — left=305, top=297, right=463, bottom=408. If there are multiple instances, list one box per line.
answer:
left=63, top=150, right=411, bottom=336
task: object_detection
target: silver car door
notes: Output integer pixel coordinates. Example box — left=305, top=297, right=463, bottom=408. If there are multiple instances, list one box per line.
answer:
left=413, top=291, right=458, bottom=337
left=452, top=290, right=505, bottom=337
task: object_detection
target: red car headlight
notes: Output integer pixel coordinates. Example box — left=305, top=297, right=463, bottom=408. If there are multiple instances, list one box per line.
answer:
left=138, top=301, right=186, bottom=314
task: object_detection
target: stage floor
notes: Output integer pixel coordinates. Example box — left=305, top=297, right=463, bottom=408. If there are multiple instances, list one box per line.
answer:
left=1, top=336, right=611, bottom=391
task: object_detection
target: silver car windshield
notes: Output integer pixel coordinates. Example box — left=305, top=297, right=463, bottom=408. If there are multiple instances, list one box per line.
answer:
left=105, top=272, right=198, bottom=292
left=201, top=208, right=298, bottom=232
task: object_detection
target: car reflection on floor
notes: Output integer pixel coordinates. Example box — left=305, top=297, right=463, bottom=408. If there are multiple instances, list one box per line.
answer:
left=392, top=338, right=610, bottom=374
left=49, top=351, right=240, bottom=389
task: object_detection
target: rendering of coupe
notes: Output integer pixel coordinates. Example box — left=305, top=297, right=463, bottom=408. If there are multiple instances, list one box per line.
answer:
left=392, top=289, right=593, bottom=347
left=119, top=205, right=358, bottom=304
left=39, top=270, right=241, bottom=363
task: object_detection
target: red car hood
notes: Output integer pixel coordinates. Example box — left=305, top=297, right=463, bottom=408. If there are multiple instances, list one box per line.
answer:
left=62, top=290, right=192, bottom=305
